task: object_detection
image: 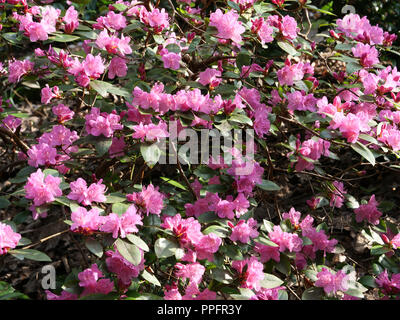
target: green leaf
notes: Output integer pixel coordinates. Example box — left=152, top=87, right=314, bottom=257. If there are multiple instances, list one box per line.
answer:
left=229, top=113, right=253, bottom=126
left=257, top=180, right=281, bottom=191
left=358, top=275, right=377, bottom=288
left=0, top=198, right=11, bottom=209
left=370, top=245, right=392, bottom=256
left=165, top=43, right=181, bottom=53
left=194, top=166, right=216, bottom=180
left=140, top=143, right=161, bottom=167
left=85, top=238, right=103, bottom=258
left=259, top=273, right=284, bottom=289
left=346, top=62, right=363, bottom=74
left=202, top=225, right=230, bottom=238
left=9, top=249, right=52, bottom=262
left=277, top=41, right=299, bottom=56
left=49, top=34, right=81, bottom=42
left=141, top=270, right=161, bottom=286
left=126, top=234, right=149, bottom=252
left=160, top=177, right=187, bottom=190
left=302, top=287, right=324, bottom=300
left=115, top=239, right=141, bottom=266
left=210, top=268, right=233, bottom=284
left=351, top=142, right=375, bottom=166
left=90, top=80, right=130, bottom=98
left=154, top=238, right=179, bottom=259
left=275, top=254, right=291, bottom=275
left=105, top=193, right=126, bottom=204
left=254, top=236, right=279, bottom=247
left=236, top=52, right=252, bottom=70
left=111, top=203, right=131, bottom=216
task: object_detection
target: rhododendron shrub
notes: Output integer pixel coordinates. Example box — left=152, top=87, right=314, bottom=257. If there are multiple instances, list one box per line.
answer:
left=0, top=0, right=399, bottom=301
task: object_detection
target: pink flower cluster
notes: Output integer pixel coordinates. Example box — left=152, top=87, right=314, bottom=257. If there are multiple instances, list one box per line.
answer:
left=8, top=59, right=34, bottom=83
left=0, top=222, right=21, bottom=255
left=277, top=60, right=314, bottom=86
left=24, top=169, right=62, bottom=219
left=127, top=184, right=165, bottom=215
left=161, top=214, right=222, bottom=262
left=232, top=257, right=265, bottom=291
left=78, top=264, right=114, bottom=297
left=70, top=204, right=143, bottom=238
left=354, top=194, right=382, bottom=225
left=68, top=54, right=105, bottom=87
left=67, top=178, right=107, bottom=206
left=85, top=107, right=123, bottom=137
left=209, top=9, right=245, bottom=45
left=337, top=13, right=396, bottom=46
left=106, top=247, right=145, bottom=289
left=315, top=268, right=349, bottom=294
left=292, top=137, right=330, bottom=172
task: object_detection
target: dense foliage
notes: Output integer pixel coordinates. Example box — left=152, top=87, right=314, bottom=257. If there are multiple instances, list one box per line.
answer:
left=0, top=0, right=400, bottom=300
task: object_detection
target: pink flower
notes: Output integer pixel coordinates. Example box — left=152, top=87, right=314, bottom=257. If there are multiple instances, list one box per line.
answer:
left=67, top=178, right=107, bottom=206
left=46, top=290, right=77, bottom=300
left=294, top=137, right=330, bottom=172
left=330, top=181, right=346, bottom=208
left=8, top=59, right=34, bottom=83
left=267, top=15, right=298, bottom=40
left=127, top=184, right=165, bottom=215
left=0, top=222, right=21, bottom=255
left=232, top=257, right=265, bottom=291
left=352, top=43, right=379, bottom=68
left=27, top=143, right=58, bottom=167
left=141, top=8, right=170, bottom=33
left=70, top=207, right=103, bottom=235
left=182, top=282, right=217, bottom=300
left=229, top=218, right=259, bottom=243
left=82, top=54, right=105, bottom=78
left=287, top=91, right=317, bottom=113
left=131, top=121, right=169, bottom=142
left=251, top=286, right=285, bottom=300
left=100, top=205, right=143, bottom=238
left=38, top=125, right=79, bottom=149
left=215, top=199, right=236, bottom=220
left=161, top=51, right=181, bottom=70
left=175, top=262, right=205, bottom=285
left=1, top=115, right=22, bottom=132
left=109, top=136, right=126, bottom=158
left=63, top=6, right=79, bottom=33
left=255, top=242, right=280, bottom=263
left=108, top=57, right=128, bottom=79
left=24, top=169, right=62, bottom=207
left=198, top=68, right=222, bottom=87
left=302, top=227, right=338, bottom=254
left=85, top=107, right=123, bottom=137
left=194, top=233, right=222, bottom=261
left=269, top=225, right=303, bottom=252
left=277, top=61, right=305, bottom=86
left=41, top=84, right=60, bottom=104
left=354, top=194, right=382, bottom=225
left=315, top=268, right=349, bottom=294
left=392, top=234, right=400, bottom=250
left=78, top=264, right=114, bottom=297
left=251, top=18, right=274, bottom=44
left=330, top=112, right=367, bottom=144
left=104, top=11, right=127, bottom=30
left=376, top=270, right=400, bottom=295
left=52, top=104, right=74, bottom=123
left=96, top=30, right=132, bottom=56
left=106, top=248, right=145, bottom=288
left=209, top=9, right=245, bottom=44
left=161, top=214, right=203, bottom=247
